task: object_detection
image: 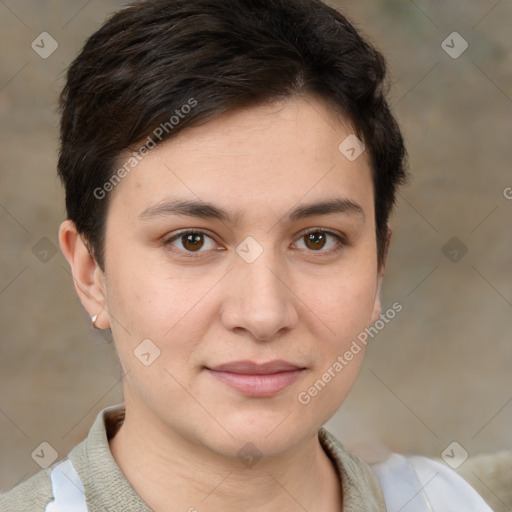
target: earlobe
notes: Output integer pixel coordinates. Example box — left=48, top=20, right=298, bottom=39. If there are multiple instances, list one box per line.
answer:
left=58, top=219, right=110, bottom=329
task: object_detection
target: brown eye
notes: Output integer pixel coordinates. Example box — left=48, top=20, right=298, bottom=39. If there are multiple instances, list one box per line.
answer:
left=182, top=233, right=204, bottom=251
left=166, top=230, right=217, bottom=254
left=304, top=232, right=327, bottom=250
left=294, top=229, right=344, bottom=254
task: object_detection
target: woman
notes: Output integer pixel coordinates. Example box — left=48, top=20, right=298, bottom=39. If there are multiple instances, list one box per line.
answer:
left=1, top=0, right=494, bottom=510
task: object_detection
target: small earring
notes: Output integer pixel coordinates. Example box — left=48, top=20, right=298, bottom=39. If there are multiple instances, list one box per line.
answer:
left=91, top=314, right=99, bottom=329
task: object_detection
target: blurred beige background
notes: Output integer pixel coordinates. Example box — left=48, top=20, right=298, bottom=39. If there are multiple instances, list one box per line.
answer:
left=1, top=0, right=511, bottom=507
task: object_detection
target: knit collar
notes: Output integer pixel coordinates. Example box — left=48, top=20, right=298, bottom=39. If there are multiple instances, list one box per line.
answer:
left=68, top=404, right=385, bottom=511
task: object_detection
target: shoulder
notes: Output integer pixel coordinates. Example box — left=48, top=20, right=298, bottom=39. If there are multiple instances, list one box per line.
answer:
left=0, top=465, right=54, bottom=512
left=371, top=453, right=494, bottom=511
left=0, top=405, right=123, bottom=512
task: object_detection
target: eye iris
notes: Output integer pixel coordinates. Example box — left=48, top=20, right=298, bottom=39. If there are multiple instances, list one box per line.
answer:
left=305, top=232, right=326, bottom=250
left=183, top=233, right=204, bottom=251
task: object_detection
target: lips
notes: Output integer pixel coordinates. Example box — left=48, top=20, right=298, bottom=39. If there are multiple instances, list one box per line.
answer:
left=205, top=360, right=305, bottom=397
left=208, top=360, right=303, bottom=375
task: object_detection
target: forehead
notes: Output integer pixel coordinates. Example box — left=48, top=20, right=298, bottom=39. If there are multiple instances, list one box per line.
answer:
left=108, top=96, right=374, bottom=224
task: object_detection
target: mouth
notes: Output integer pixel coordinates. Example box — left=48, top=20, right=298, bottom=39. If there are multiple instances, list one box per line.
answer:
left=204, top=360, right=306, bottom=397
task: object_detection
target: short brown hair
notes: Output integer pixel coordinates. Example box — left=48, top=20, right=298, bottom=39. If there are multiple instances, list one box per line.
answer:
left=58, top=0, right=407, bottom=270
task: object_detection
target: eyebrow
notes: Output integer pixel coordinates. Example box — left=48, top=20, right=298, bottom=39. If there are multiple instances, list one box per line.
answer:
left=137, top=196, right=365, bottom=224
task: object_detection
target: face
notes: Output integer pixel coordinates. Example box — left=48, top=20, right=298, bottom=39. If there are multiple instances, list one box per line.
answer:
left=92, top=96, right=383, bottom=457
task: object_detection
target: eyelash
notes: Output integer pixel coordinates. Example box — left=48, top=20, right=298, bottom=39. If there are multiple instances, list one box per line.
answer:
left=163, top=228, right=347, bottom=259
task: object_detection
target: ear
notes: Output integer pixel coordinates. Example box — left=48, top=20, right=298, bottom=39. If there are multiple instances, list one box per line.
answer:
left=369, top=226, right=391, bottom=325
left=58, top=219, right=110, bottom=329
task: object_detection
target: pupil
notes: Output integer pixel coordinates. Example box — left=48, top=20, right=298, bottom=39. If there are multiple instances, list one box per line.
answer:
left=306, top=232, right=325, bottom=250
left=184, top=233, right=203, bottom=251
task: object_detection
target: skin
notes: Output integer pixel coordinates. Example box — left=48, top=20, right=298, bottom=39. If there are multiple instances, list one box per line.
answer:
left=59, top=95, right=388, bottom=511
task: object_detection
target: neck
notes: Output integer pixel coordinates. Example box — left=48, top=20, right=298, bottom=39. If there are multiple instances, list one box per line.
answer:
left=109, top=398, right=342, bottom=511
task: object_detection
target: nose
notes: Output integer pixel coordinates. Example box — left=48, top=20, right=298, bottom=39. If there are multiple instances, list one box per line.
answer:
left=220, top=252, right=299, bottom=341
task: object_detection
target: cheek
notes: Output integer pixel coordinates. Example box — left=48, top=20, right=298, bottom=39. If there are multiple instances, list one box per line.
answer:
left=292, top=255, right=377, bottom=409
left=297, top=261, right=378, bottom=340
left=105, top=254, right=209, bottom=335
left=295, top=273, right=375, bottom=423
left=104, top=259, right=224, bottom=384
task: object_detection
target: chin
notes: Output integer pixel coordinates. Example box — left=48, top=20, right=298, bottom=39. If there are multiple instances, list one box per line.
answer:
left=204, top=409, right=314, bottom=459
